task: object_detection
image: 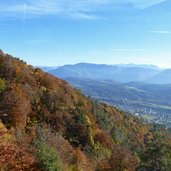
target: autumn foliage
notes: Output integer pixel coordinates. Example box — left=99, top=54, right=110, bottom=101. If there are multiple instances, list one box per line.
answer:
left=0, top=50, right=171, bottom=171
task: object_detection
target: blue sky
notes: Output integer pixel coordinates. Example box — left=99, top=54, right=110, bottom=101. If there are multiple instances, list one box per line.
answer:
left=0, top=0, right=171, bottom=67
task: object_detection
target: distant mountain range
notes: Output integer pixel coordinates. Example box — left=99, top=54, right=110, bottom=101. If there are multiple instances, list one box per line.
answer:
left=42, top=63, right=171, bottom=84
left=113, top=63, right=159, bottom=69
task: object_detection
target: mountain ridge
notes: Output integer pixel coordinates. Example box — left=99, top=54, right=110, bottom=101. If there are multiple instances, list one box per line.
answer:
left=44, top=63, right=171, bottom=84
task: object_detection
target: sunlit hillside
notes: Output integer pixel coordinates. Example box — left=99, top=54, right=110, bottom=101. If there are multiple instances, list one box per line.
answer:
left=0, top=51, right=171, bottom=171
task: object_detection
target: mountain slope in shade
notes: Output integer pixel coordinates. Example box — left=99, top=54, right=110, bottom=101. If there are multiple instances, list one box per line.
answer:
left=49, top=63, right=160, bottom=83
left=146, top=69, right=171, bottom=84
left=0, top=50, right=171, bottom=171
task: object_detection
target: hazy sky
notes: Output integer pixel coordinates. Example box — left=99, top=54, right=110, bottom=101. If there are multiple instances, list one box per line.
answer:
left=0, top=0, right=171, bottom=67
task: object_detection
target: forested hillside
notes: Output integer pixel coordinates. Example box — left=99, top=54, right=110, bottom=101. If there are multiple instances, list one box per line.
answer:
left=0, top=50, right=171, bottom=171
left=65, top=78, right=171, bottom=127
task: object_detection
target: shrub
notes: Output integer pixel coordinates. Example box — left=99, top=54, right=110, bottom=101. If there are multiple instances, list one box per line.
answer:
left=92, top=142, right=112, bottom=161
left=37, top=142, right=62, bottom=171
left=0, top=78, right=5, bottom=93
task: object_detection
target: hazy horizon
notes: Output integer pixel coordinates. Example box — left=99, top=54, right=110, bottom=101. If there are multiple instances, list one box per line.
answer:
left=35, top=62, right=170, bottom=69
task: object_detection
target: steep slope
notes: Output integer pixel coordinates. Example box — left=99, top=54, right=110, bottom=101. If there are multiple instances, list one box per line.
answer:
left=49, top=63, right=160, bottom=83
left=0, top=50, right=171, bottom=171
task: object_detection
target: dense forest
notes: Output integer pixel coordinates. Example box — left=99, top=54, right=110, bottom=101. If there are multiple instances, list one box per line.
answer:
left=0, top=50, right=171, bottom=171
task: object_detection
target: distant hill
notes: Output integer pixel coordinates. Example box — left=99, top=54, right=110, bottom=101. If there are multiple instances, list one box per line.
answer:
left=147, top=69, right=171, bottom=84
left=66, top=78, right=171, bottom=106
left=1, top=50, right=171, bottom=170
left=49, top=63, right=160, bottom=83
left=36, top=66, right=59, bottom=72
left=113, top=63, right=159, bottom=69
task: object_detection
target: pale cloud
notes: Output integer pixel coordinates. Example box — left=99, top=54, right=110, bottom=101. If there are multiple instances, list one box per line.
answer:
left=131, top=0, right=166, bottom=9
left=0, top=0, right=167, bottom=20
left=150, top=30, right=171, bottom=34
